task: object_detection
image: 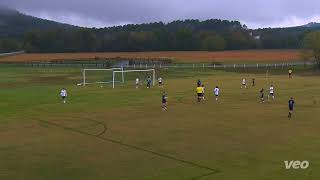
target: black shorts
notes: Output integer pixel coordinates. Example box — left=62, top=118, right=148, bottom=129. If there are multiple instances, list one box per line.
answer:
left=61, top=96, right=66, bottom=99
left=159, top=82, right=163, bottom=85
left=270, top=93, right=274, bottom=96
left=162, top=100, right=167, bottom=104
left=215, top=94, right=219, bottom=97
left=197, top=93, right=202, bottom=97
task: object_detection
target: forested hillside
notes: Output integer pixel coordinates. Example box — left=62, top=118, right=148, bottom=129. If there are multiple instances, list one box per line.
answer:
left=1, top=6, right=320, bottom=53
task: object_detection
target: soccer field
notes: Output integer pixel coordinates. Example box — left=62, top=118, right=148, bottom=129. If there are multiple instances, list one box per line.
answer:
left=0, top=66, right=320, bottom=180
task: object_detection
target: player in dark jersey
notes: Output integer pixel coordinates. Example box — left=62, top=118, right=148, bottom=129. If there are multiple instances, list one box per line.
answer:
left=162, top=92, right=168, bottom=111
left=197, top=79, right=202, bottom=87
left=146, top=76, right=152, bottom=88
left=259, top=88, right=265, bottom=103
left=252, top=78, right=255, bottom=87
left=288, top=97, right=295, bottom=118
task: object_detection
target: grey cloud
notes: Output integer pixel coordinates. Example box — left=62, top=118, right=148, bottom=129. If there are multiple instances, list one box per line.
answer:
left=1, top=0, right=320, bottom=28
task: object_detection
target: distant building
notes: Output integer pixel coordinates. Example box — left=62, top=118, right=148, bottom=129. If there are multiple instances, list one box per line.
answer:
left=249, top=32, right=261, bottom=40
left=253, top=35, right=261, bottom=40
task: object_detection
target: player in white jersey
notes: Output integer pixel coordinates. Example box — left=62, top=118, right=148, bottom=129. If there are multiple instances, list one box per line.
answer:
left=158, top=77, right=163, bottom=87
left=135, top=78, right=140, bottom=88
left=241, top=78, right=247, bottom=89
left=214, top=86, right=220, bottom=101
left=60, top=88, right=67, bottom=103
left=201, top=84, right=206, bottom=100
left=268, top=85, right=275, bottom=101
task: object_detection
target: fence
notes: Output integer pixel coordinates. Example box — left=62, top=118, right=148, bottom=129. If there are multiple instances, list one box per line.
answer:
left=0, top=60, right=314, bottom=70
left=122, top=62, right=312, bottom=70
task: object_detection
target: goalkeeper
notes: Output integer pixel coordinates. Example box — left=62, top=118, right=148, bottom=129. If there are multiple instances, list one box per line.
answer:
left=146, top=76, right=152, bottom=88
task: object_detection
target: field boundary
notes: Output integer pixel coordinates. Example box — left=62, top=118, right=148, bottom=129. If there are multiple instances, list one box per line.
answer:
left=0, top=61, right=313, bottom=70
left=0, top=50, right=303, bottom=63
left=38, top=119, right=220, bottom=179
left=0, top=51, right=25, bottom=58
left=121, top=61, right=312, bottom=69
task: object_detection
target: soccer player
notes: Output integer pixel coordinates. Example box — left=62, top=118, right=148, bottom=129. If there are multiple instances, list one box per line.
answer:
left=197, top=79, right=202, bottom=87
left=252, top=78, right=255, bottom=87
left=158, top=77, right=163, bottom=87
left=241, top=78, right=247, bottom=89
left=259, top=88, right=265, bottom=103
left=135, top=78, right=140, bottom=88
left=60, top=88, right=67, bottom=104
left=288, top=97, right=295, bottom=118
left=196, top=85, right=203, bottom=102
left=214, top=86, right=220, bottom=101
left=162, top=92, right=168, bottom=111
left=268, top=85, right=275, bottom=101
left=288, top=69, right=293, bottom=79
left=146, top=76, right=152, bottom=88
left=201, top=84, right=206, bottom=100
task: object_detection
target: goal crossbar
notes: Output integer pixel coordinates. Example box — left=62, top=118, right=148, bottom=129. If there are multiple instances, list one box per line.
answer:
left=112, top=69, right=155, bottom=88
left=80, top=68, right=124, bottom=86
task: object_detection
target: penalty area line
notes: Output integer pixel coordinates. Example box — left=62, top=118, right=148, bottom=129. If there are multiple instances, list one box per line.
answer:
left=38, top=119, right=220, bottom=179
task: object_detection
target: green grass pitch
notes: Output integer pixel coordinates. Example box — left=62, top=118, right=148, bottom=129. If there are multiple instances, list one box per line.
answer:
left=0, top=66, right=319, bottom=180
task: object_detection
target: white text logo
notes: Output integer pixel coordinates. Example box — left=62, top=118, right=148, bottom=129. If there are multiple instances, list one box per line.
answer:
left=284, top=160, right=309, bottom=169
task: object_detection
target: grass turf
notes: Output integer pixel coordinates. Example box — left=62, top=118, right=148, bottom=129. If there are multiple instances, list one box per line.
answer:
left=0, top=66, right=320, bottom=180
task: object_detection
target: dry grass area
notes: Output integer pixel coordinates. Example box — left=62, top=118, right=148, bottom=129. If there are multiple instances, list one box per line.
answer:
left=0, top=50, right=302, bottom=63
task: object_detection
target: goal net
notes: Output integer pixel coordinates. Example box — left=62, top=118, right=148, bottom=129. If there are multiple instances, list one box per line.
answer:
left=112, top=69, right=155, bottom=88
left=79, top=68, right=124, bottom=86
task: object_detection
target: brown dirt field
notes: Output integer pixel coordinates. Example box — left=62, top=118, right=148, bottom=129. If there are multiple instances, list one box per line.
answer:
left=0, top=50, right=302, bottom=63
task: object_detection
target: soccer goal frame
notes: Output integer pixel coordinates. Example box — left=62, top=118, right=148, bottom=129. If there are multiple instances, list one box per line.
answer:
left=80, top=68, right=124, bottom=86
left=112, top=69, right=155, bottom=88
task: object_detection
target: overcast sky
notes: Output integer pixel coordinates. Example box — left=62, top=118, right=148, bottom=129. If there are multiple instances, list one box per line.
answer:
left=1, top=0, right=320, bottom=29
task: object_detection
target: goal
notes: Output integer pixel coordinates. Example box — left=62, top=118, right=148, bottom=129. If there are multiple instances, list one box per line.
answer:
left=79, top=68, right=124, bottom=86
left=112, top=69, right=155, bottom=88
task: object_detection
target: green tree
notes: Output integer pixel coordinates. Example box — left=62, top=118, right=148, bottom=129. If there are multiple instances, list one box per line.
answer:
left=72, top=29, right=97, bottom=52
left=303, top=31, right=320, bottom=68
left=24, top=30, right=42, bottom=52
left=153, top=30, right=172, bottom=51
left=0, top=39, right=21, bottom=53
left=174, top=29, right=196, bottom=51
left=201, top=35, right=226, bottom=51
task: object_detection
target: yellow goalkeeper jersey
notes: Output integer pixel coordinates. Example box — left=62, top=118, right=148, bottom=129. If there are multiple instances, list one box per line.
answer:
left=196, top=87, right=203, bottom=93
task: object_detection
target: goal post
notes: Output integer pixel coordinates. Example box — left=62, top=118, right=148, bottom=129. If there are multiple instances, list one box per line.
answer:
left=79, top=67, right=124, bottom=86
left=112, top=69, right=155, bottom=88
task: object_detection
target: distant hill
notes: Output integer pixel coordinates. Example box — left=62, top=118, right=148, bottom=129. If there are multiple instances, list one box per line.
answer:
left=1, top=6, right=320, bottom=53
left=301, top=22, right=320, bottom=29
left=250, top=22, right=320, bottom=49
left=0, top=6, right=76, bottom=40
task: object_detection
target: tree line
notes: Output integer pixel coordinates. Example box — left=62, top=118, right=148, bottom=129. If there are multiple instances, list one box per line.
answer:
left=0, top=19, right=318, bottom=53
